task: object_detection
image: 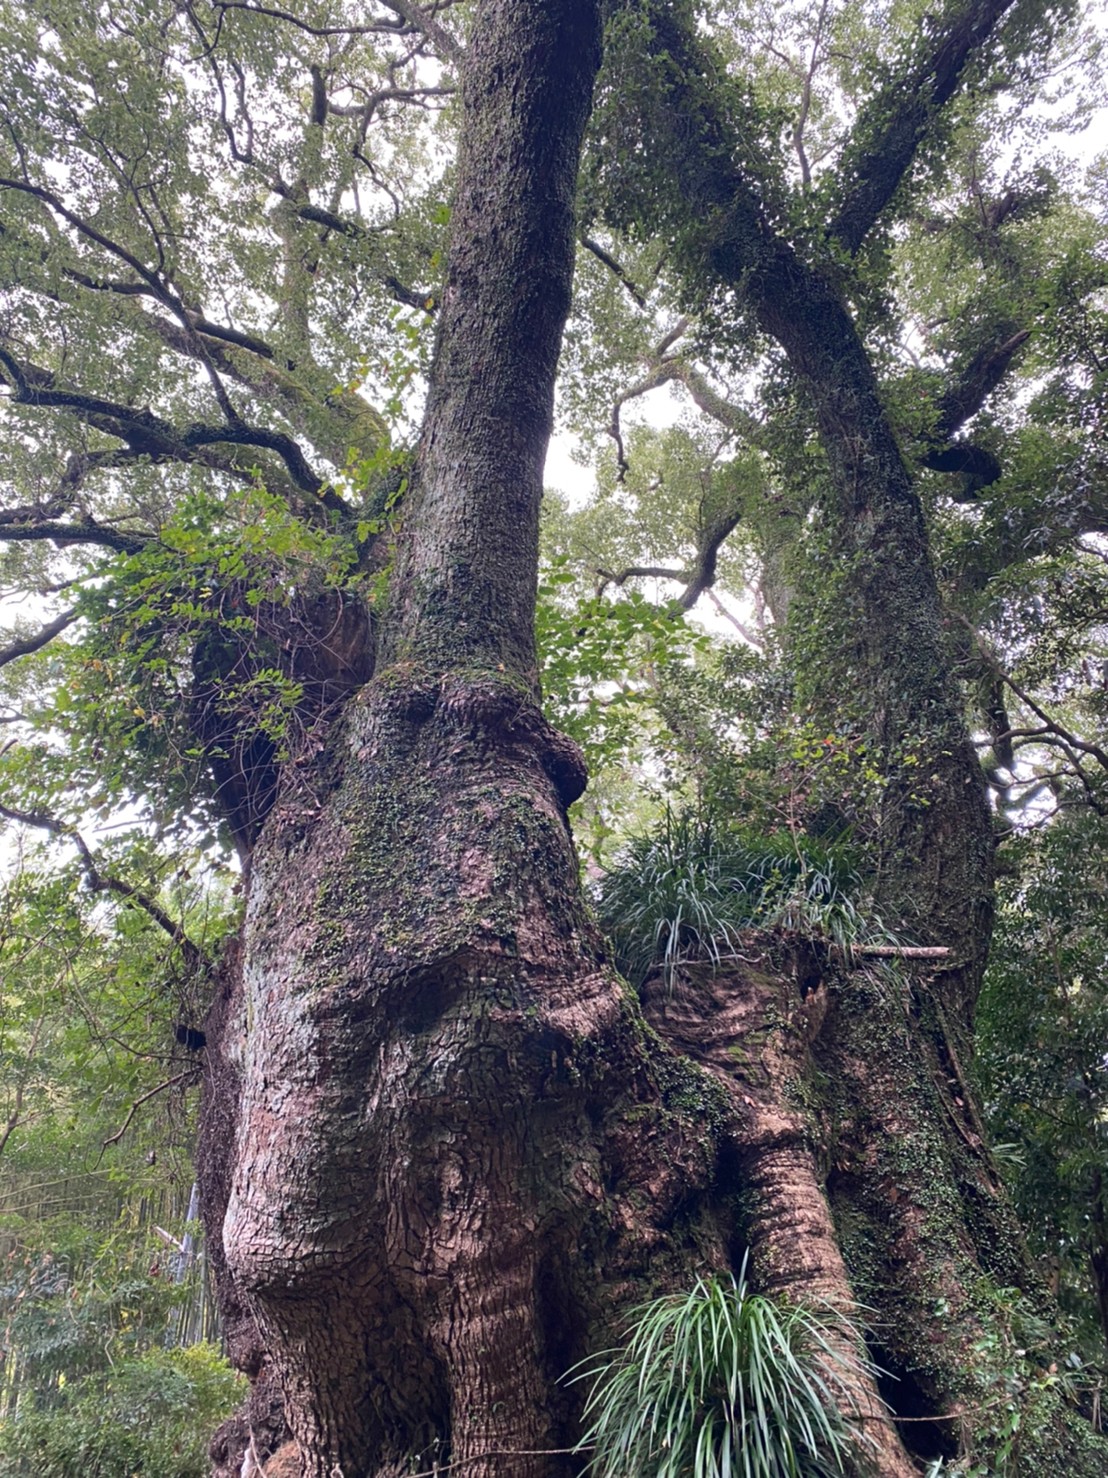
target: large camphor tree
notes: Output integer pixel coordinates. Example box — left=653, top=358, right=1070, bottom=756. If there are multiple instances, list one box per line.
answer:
left=1, top=0, right=1107, bottom=1473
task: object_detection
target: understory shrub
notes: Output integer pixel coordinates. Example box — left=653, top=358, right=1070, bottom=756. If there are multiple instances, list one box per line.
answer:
left=0, top=1343, right=244, bottom=1478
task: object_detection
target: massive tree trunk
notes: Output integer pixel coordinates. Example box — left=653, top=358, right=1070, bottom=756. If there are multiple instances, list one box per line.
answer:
left=200, top=4, right=740, bottom=1474
left=196, top=3, right=1108, bottom=1476
left=588, top=6, right=1107, bottom=1472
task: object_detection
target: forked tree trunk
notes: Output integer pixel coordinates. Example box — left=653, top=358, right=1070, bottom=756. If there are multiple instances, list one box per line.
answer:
left=200, top=3, right=740, bottom=1474
left=197, top=4, right=1108, bottom=1476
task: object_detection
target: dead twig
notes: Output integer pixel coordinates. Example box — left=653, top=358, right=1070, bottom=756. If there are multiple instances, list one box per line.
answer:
left=99, top=1070, right=194, bottom=1154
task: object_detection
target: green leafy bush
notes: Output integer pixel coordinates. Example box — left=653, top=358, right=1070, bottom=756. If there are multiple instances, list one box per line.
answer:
left=0, top=1343, right=244, bottom=1478
left=977, top=808, right=1108, bottom=1356
left=570, top=1269, right=873, bottom=1478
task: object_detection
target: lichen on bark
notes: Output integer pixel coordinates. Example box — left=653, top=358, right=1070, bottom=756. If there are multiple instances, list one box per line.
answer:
left=194, top=2, right=1108, bottom=1475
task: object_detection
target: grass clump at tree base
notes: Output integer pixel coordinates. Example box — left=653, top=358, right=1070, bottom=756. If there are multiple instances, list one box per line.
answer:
left=569, top=1263, right=877, bottom=1478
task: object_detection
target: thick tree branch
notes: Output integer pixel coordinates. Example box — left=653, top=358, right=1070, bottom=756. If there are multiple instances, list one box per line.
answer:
left=677, top=505, right=744, bottom=610
left=61, top=267, right=151, bottom=298
left=0, top=610, right=77, bottom=669
left=580, top=234, right=647, bottom=307
left=181, top=313, right=277, bottom=361
left=0, top=521, right=148, bottom=553
left=608, top=361, right=681, bottom=477
left=378, top=0, right=465, bottom=65
left=596, top=563, right=688, bottom=592
left=918, top=442, right=1002, bottom=494
left=0, top=346, right=327, bottom=498
left=675, top=362, right=762, bottom=439
left=614, top=0, right=998, bottom=999
left=827, top=0, right=1019, bottom=254
left=934, top=327, right=1031, bottom=439
left=186, top=422, right=322, bottom=492
left=593, top=486, right=743, bottom=612
left=326, top=84, right=455, bottom=123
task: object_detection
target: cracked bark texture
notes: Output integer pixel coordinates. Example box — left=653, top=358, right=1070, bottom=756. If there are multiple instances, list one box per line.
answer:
left=202, top=5, right=730, bottom=1474
left=640, top=941, right=1108, bottom=1474
left=194, top=2, right=1108, bottom=1475
left=642, top=957, right=917, bottom=1478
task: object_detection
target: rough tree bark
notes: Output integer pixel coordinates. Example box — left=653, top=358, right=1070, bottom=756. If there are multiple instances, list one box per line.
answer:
left=201, top=3, right=787, bottom=1474
left=589, top=3, right=1108, bottom=1471
left=196, top=3, right=1108, bottom=1476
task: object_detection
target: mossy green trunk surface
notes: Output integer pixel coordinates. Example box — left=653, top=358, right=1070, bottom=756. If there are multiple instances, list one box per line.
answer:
left=200, top=6, right=731, bottom=1474
left=194, top=4, right=1108, bottom=1476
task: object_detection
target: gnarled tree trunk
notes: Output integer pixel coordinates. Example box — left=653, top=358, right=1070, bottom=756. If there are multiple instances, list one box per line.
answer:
left=196, top=3, right=1108, bottom=1475
left=201, top=4, right=746, bottom=1474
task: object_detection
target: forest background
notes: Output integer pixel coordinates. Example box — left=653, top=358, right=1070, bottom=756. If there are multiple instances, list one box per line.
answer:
left=0, top=0, right=1107, bottom=1474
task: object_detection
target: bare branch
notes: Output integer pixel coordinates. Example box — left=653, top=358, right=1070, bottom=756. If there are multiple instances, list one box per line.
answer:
left=0, top=1011, right=47, bottom=1163
left=605, top=339, right=761, bottom=487
left=993, top=676, right=1108, bottom=775
left=705, top=588, right=764, bottom=650
left=0, top=176, right=244, bottom=424
left=209, top=0, right=416, bottom=40
left=852, top=945, right=952, bottom=959
left=100, top=1071, right=195, bottom=1153
left=792, top=0, right=832, bottom=188
left=963, top=621, right=1108, bottom=813
left=0, top=802, right=209, bottom=973
left=580, top=235, right=647, bottom=308
left=295, top=204, right=437, bottom=310
left=0, top=609, right=78, bottom=670
left=0, top=177, right=167, bottom=298
left=595, top=520, right=741, bottom=613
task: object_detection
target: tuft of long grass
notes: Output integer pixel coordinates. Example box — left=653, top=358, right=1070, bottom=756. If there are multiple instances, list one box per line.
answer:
left=597, top=808, right=888, bottom=988
left=596, top=810, right=742, bottom=989
left=569, top=1268, right=873, bottom=1478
